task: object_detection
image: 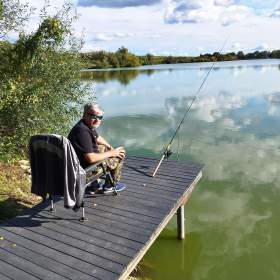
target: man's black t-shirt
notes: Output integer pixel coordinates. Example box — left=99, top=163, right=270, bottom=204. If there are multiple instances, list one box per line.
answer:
left=68, top=120, right=99, bottom=168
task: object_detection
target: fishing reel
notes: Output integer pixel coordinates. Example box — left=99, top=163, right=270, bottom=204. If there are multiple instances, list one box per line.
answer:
left=164, top=147, right=172, bottom=158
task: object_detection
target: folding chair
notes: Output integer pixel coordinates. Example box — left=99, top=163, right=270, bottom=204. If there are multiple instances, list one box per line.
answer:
left=29, top=134, right=116, bottom=222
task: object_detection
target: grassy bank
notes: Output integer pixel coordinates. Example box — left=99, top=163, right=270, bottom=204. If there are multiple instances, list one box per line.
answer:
left=81, top=47, right=280, bottom=69
left=0, top=160, right=41, bottom=222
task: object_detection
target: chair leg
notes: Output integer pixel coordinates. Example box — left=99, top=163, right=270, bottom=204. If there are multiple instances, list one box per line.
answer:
left=79, top=200, right=88, bottom=222
left=49, top=194, right=55, bottom=212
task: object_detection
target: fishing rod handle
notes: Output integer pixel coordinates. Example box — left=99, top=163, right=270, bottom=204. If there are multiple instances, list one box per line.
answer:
left=152, top=154, right=165, bottom=177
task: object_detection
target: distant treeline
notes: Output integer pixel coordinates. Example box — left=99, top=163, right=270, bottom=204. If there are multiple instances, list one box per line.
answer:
left=81, top=47, right=280, bottom=69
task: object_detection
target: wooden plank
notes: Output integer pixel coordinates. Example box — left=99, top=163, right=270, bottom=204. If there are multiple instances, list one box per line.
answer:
left=0, top=272, right=13, bottom=280
left=86, top=199, right=163, bottom=225
left=123, top=169, right=197, bottom=186
left=3, top=218, right=129, bottom=271
left=124, top=157, right=204, bottom=178
left=114, top=190, right=176, bottom=208
left=126, top=155, right=203, bottom=169
left=19, top=209, right=152, bottom=247
left=121, top=174, right=188, bottom=194
left=124, top=168, right=199, bottom=183
left=0, top=259, right=39, bottom=280
left=63, top=200, right=157, bottom=232
left=114, top=186, right=178, bottom=203
left=88, top=198, right=168, bottom=221
left=119, top=170, right=202, bottom=280
left=42, top=209, right=149, bottom=245
left=0, top=238, right=93, bottom=280
left=32, top=209, right=139, bottom=256
left=92, top=192, right=172, bottom=215
left=35, top=206, right=145, bottom=251
left=125, top=155, right=203, bottom=168
left=122, top=174, right=192, bottom=194
left=8, top=211, right=136, bottom=262
left=123, top=170, right=194, bottom=188
left=1, top=224, right=121, bottom=279
left=124, top=165, right=201, bottom=182
left=0, top=247, right=67, bottom=280
left=121, top=177, right=190, bottom=198
left=80, top=206, right=155, bottom=235
left=125, top=156, right=203, bottom=171
left=0, top=227, right=102, bottom=279
left=124, top=159, right=202, bottom=178
left=120, top=178, right=184, bottom=200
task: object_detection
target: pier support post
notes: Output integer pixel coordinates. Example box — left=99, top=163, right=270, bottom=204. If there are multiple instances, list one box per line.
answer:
left=177, top=205, right=185, bottom=240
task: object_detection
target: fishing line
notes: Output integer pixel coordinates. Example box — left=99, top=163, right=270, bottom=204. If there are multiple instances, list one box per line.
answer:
left=176, top=129, right=180, bottom=162
left=152, top=35, right=231, bottom=177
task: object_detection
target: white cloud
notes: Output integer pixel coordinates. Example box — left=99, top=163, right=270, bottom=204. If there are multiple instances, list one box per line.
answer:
left=270, top=6, right=280, bottom=17
left=90, top=32, right=135, bottom=42
left=113, top=32, right=134, bottom=38
left=164, top=0, right=218, bottom=24
left=214, top=0, right=235, bottom=6
left=266, top=92, right=280, bottom=116
left=77, top=0, right=162, bottom=8
left=92, top=33, right=113, bottom=42
left=12, top=0, right=280, bottom=56
left=82, top=43, right=102, bottom=52
left=192, top=92, right=245, bottom=122
left=197, top=46, right=205, bottom=52
left=164, top=0, right=254, bottom=26
left=231, top=66, right=247, bottom=77
left=221, top=118, right=241, bottom=131
left=220, top=5, right=252, bottom=26
left=253, top=43, right=271, bottom=51
left=192, top=189, right=272, bottom=263
left=232, top=42, right=241, bottom=49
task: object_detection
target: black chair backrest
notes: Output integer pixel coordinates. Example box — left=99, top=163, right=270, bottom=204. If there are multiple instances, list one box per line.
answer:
left=29, top=134, right=66, bottom=198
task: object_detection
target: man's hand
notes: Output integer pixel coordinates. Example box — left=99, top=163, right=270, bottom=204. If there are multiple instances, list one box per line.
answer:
left=110, top=147, right=125, bottom=160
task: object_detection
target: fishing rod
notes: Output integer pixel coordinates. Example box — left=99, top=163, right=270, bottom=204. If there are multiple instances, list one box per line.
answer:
left=152, top=36, right=231, bottom=177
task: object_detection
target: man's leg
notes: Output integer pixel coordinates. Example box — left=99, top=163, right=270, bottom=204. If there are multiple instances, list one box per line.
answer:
left=98, top=145, right=124, bottom=184
left=105, top=156, right=124, bottom=183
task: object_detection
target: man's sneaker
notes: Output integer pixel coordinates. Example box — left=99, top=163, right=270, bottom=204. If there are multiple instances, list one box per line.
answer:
left=115, top=182, right=126, bottom=192
left=102, top=182, right=126, bottom=194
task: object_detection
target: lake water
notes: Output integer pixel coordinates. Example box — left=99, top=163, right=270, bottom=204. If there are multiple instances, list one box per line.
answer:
left=83, top=59, right=280, bottom=280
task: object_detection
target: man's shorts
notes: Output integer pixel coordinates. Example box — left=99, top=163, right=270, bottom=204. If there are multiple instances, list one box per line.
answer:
left=97, top=145, right=123, bottom=182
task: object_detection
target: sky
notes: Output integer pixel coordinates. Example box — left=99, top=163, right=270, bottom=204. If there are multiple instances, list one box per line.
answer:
left=18, top=0, right=280, bottom=55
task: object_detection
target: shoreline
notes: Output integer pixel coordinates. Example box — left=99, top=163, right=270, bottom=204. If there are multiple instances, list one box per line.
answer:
left=81, top=58, right=280, bottom=72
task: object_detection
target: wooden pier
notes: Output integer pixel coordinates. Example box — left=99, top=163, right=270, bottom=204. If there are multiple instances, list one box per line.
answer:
left=0, top=155, right=203, bottom=280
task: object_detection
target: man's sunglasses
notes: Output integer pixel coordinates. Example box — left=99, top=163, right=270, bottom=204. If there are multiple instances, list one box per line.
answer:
left=89, top=113, right=103, bottom=120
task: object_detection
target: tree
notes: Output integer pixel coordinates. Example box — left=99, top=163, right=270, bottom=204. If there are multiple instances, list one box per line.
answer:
left=0, top=2, right=90, bottom=159
left=237, top=51, right=245, bottom=60
left=116, top=47, right=140, bottom=67
left=0, top=0, right=32, bottom=39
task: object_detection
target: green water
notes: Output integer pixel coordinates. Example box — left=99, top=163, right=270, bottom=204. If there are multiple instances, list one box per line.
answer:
left=84, top=59, right=280, bottom=280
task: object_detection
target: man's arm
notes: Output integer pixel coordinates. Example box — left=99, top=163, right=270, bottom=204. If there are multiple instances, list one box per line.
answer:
left=96, top=135, right=112, bottom=149
left=84, top=147, right=125, bottom=164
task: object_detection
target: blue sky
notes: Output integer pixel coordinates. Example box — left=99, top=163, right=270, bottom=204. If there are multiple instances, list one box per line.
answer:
left=19, top=0, right=280, bottom=55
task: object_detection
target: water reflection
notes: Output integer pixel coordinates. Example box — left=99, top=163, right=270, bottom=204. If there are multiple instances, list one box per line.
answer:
left=81, top=69, right=155, bottom=85
left=143, top=231, right=202, bottom=280
left=82, top=59, right=280, bottom=87
left=88, top=60, right=280, bottom=280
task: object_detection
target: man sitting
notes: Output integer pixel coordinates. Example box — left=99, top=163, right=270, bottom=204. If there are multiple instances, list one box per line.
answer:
left=68, top=102, right=126, bottom=194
